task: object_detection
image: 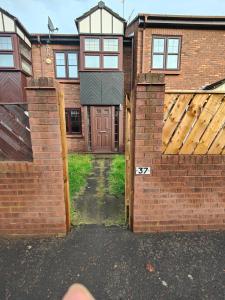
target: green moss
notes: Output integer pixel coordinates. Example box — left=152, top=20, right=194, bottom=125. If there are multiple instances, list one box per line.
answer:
left=108, top=155, right=125, bottom=198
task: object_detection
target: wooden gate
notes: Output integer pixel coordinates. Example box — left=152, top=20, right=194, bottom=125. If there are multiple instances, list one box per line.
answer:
left=125, top=94, right=134, bottom=228
left=163, top=91, right=225, bottom=154
left=57, top=90, right=71, bottom=231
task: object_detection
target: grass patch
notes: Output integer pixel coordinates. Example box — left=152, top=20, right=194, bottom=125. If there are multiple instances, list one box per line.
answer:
left=108, top=155, right=125, bottom=198
left=68, top=154, right=93, bottom=223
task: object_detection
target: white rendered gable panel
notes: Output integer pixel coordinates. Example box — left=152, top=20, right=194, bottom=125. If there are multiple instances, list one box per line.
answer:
left=0, top=13, right=4, bottom=31
left=3, top=13, right=15, bottom=32
left=24, top=36, right=31, bottom=47
left=16, top=26, right=24, bottom=39
left=113, top=17, right=124, bottom=34
left=102, top=9, right=112, bottom=34
left=90, top=9, right=101, bottom=34
left=79, top=16, right=90, bottom=33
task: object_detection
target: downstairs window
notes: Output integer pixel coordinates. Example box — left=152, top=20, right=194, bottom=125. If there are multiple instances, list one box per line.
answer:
left=65, top=108, right=82, bottom=134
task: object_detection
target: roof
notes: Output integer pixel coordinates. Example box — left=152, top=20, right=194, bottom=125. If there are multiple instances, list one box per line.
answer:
left=0, top=7, right=30, bottom=36
left=30, top=34, right=80, bottom=45
left=203, top=78, right=225, bottom=90
left=128, top=13, right=225, bottom=30
left=75, top=1, right=126, bottom=29
left=30, top=33, right=131, bottom=45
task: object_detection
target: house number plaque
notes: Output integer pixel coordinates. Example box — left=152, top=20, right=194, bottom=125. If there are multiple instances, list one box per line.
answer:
left=136, top=167, right=151, bottom=175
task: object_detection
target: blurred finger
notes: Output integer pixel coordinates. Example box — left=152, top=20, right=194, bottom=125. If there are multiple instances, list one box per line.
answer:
left=63, top=283, right=95, bottom=300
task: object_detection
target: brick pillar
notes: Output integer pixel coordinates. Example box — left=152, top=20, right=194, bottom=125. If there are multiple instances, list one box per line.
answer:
left=133, top=73, right=165, bottom=232
left=0, top=78, right=68, bottom=236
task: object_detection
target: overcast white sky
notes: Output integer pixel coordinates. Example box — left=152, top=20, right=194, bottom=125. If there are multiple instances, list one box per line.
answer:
left=1, top=0, right=225, bottom=34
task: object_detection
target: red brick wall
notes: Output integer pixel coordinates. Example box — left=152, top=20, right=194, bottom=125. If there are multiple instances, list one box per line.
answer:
left=32, top=43, right=86, bottom=152
left=133, top=73, right=225, bottom=233
left=130, top=26, right=225, bottom=89
left=0, top=78, right=67, bottom=236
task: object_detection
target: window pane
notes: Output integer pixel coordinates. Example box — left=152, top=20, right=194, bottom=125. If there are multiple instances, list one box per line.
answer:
left=0, top=37, right=12, bottom=50
left=55, top=53, right=65, bottom=65
left=21, top=59, right=32, bottom=75
left=153, top=38, right=165, bottom=53
left=20, top=42, right=31, bottom=61
left=56, top=65, right=66, bottom=77
left=84, top=38, right=100, bottom=51
left=168, top=39, right=179, bottom=54
left=65, top=111, right=69, bottom=132
left=103, top=55, right=118, bottom=68
left=103, top=39, right=119, bottom=52
left=85, top=55, right=100, bottom=68
left=71, top=110, right=81, bottom=133
left=152, top=54, right=164, bottom=69
left=68, top=53, right=77, bottom=65
left=167, top=55, right=178, bottom=69
left=68, top=66, right=78, bottom=78
left=0, top=54, right=14, bottom=67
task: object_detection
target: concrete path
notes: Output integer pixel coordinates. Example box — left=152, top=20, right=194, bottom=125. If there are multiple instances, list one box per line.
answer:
left=74, top=155, right=124, bottom=225
left=1, top=226, right=225, bottom=299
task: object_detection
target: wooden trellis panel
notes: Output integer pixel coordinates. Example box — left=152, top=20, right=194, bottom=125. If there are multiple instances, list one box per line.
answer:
left=0, top=104, right=33, bottom=161
left=163, top=91, right=225, bottom=155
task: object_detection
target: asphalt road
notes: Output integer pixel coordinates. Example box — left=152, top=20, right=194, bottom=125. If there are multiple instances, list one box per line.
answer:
left=1, top=225, right=225, bottom=300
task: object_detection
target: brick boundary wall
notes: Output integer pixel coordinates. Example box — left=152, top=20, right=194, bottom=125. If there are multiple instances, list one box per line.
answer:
left=0, top=78, right=68, bottom=236
left=133, top=73, right=225, bottom=232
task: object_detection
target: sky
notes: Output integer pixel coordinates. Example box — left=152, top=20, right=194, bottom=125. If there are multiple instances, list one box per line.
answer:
left=1, top=0, right=225, bottom=34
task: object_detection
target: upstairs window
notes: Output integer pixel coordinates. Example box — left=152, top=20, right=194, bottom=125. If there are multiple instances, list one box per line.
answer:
left=85, top=55, right=100, bottom=68
left=83, top=37, right=120, bottom=70
left=55, top=52, right=78, bottom=79
left=85, top=38, right=100, bottom=51
left=0, top=36, right=14, bottom=68
left=152, top=36, right=181, bottom=70
left=103, top=55, right=118, bottom=69
left=0, top=36, right=13, bottom=50
left=103, top=39, right=119, bottom=52
left=65, top=108, right=82, bottom=134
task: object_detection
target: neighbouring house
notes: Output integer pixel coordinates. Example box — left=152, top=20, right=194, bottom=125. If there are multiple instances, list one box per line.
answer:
left=126, top=13, right=225, bottom=90
left=1, top=2, right=225, bottom=154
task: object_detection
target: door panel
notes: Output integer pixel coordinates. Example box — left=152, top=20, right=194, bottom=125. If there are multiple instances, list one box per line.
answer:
left=91, top=106, right=114, bottom=152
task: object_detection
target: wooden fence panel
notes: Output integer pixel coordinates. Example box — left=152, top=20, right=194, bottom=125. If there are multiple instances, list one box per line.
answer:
left=163, top=91, right=225, bottom=155
left=0, top=104, right=32, bottom=161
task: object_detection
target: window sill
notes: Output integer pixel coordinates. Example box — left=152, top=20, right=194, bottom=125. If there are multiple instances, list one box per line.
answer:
left=57, top=79, right=80, bottom=84
left=151, top=70, right=181, bottom=75
left=67, top=134, right=83, bottom=139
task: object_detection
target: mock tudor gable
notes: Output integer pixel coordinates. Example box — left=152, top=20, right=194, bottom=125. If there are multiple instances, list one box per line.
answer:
left=75, top=1, right=125, bottom=35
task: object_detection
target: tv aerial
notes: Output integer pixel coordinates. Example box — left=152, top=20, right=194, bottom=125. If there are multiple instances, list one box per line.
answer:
left=47, top=16, right=59, bottom=41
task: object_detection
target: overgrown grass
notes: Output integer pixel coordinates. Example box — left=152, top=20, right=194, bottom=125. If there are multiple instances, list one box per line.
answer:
left=108, top=155, right=125, bottom=198
left=68, top=154, right=93, bottom=222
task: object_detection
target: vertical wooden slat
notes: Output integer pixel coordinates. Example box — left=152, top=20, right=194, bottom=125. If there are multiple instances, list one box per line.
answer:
left=57, top=90, right=71, bottom=232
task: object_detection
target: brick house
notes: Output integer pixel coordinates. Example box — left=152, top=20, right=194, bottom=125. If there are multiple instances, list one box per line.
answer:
left=1, top=2, right=225, bottom=153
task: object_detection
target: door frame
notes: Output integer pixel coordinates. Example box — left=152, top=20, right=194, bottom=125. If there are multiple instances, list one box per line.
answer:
left=90, top=106, right=115, bottom=153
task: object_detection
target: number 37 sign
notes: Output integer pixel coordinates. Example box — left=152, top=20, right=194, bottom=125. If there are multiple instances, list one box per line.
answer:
left=135, top=167, right=151, bottom=175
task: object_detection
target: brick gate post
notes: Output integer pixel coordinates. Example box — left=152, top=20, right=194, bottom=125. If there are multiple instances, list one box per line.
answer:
left=133, top=73, right=165, bottom=232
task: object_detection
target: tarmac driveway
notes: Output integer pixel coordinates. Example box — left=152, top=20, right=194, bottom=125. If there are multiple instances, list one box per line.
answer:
left=0, top=225, right=225, bottom=299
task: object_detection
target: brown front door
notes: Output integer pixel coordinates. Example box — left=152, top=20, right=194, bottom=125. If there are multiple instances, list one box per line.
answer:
left=91, top=106, right=114, bottom=152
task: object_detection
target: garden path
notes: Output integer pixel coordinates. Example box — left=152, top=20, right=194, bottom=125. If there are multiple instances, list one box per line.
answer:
left=74, top=155, right=124, bottom=225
